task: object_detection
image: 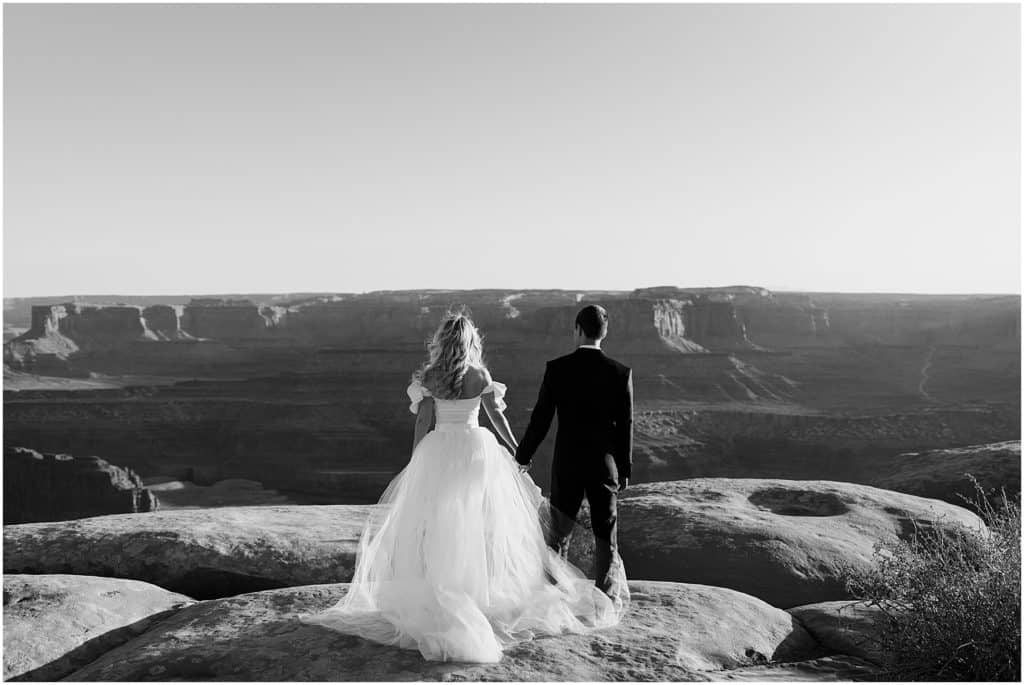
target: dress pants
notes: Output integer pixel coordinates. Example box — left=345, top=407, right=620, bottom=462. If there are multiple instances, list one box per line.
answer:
left=545, top=453, right=619, bottom=594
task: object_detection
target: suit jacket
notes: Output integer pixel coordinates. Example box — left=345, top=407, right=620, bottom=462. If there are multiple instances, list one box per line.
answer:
left=515, top=347, right=634, bottom=480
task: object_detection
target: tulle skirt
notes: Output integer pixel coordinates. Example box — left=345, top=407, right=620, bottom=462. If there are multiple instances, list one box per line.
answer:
left=298, top=423, right=628, bottom=663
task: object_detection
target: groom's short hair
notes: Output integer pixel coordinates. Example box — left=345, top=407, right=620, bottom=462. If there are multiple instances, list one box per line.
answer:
left=575, top=305, right=609, bottom=340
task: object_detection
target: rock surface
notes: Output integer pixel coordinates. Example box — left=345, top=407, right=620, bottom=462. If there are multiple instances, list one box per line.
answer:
left=873, top=441, right=1021, bottom=507
left=3, top=573, right=193, bottom=681
left=3, top=446, right=158, bottom=524
left=143, top=477, right=295, bottom=509
left=5, top=479, right=985, bottom=608
left=617, top=478, right=985, bottom=608
left=64, top=581, right=819, bottom=681
left=3, top=505, right=367, bottom=599
left=788, top=600, right=891, bottom=666
left=718, top=655, right=880, bottom=681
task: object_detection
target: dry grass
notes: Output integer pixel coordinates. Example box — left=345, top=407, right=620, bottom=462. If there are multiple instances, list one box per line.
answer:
left=844, top=477, right=1020, bottom=681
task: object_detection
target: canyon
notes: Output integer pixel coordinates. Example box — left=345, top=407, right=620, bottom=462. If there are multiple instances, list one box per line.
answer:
left=3, top=286, right=1020, bottom=507
left=2, top=285, right=1018, bottom=681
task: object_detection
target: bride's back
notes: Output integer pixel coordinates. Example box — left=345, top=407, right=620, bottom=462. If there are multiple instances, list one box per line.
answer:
left=455, top=366, right=488, bottom=400
left=417, top=365, right=490, bottom=401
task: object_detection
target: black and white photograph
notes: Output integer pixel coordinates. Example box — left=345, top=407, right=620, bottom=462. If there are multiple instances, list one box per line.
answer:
left=2, top=2, right=1021, bottom=681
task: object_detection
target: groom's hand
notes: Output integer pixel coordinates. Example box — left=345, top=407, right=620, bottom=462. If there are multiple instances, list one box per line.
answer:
left=618, top=477, right=629, bottom=492
left=518, top=462, right=531, bottom=474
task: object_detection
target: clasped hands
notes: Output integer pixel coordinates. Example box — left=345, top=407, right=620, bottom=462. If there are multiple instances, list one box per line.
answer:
left=514, top=460, right=628, bottom=491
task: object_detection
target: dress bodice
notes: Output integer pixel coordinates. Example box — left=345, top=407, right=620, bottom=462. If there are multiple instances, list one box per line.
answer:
left=407, top=380, right=507, bottom=430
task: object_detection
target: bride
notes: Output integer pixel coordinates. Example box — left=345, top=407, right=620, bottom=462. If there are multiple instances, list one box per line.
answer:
left=299, top=311, right=628, bottom=662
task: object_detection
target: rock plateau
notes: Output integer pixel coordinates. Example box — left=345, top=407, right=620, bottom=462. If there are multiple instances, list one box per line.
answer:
left=3, top=573, right=193, bottom=681
left=3, top=446, right=158, bottom=524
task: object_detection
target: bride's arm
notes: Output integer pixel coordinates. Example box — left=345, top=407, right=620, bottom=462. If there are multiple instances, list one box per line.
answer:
left=482, top=393, right=518, bottom=453
left=412, top=397, right=435, bottom=451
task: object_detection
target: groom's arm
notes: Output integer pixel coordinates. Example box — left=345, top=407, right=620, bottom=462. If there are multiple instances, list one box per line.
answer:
left=515, top=363, right=556, bottom=466
left=613, top=369, right=634, bottom=481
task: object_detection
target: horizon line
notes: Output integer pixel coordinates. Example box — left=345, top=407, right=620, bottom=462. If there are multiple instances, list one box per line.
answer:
left=3, top=285, right=1022, bottom=302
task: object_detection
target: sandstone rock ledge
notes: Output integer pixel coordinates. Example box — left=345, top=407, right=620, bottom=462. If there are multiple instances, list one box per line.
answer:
left=3, top=574, right=194, bottom=681
left=4, top=479, right=984, bottom=609
left=3, top=505, right=368, bottom=599
left=874, top=440, right=1021, bottom=506
left=618, top=478, right=984, bottom=608
left=717, top=655, right=880, bottom=681
left=63, top=581, right=823, bottom=681
left=787, top=600, right=891, bottom=667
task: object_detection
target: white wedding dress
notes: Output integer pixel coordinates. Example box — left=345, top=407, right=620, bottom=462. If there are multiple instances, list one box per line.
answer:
left=299, top=379, right=628, bottom=663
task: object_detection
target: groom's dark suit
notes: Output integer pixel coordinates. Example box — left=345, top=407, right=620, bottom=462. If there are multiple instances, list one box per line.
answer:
left=515, top=346, right=633, bottom=592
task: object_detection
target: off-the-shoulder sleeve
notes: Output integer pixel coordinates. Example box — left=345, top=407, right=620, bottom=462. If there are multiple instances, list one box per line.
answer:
left=482, top=380, right=508, bottom=412
left=407, top=381, right=431, bottom=414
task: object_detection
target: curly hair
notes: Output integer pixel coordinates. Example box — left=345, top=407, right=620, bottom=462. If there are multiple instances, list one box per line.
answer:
left=413, top=310, right=487, bottom=400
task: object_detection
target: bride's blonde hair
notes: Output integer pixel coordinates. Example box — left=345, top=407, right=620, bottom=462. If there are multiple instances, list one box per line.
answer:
left=414, top=309, right=486, bottom=400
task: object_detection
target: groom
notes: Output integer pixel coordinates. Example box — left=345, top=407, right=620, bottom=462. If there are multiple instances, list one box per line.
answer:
left=515, top=304, right=634, bottom=595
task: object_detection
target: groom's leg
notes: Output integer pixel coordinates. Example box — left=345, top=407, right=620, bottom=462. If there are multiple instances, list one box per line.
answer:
left=585, top=456, right=619, bottom=594
left=547, top=464, right=584, bottom=560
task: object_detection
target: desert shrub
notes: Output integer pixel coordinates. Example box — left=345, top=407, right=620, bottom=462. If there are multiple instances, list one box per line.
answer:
left=844, top=478, right=1020, bottom=681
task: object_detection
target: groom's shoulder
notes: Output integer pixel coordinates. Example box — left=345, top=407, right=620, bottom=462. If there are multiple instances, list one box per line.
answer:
left=544, top=350, right=577, bottom=366
left=602, top=353, right=631, bottom=376
left=547, top=352, right=576, bottom=369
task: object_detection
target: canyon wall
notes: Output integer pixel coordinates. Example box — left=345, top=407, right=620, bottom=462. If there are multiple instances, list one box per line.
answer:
left=141, top=305, right=192, bottom=340
left=4, top=446, right=159, bottom=524
left=5, top=302, right=193, bottom=370
left=748, top=293, right=1022, bottom=348
left=6, top=289, right=1018, bottom=369
left=180, top=299, right=270, bottom=340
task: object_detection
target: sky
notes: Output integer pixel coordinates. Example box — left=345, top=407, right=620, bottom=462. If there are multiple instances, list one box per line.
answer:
left=3, top=3, right=1020, bottom=298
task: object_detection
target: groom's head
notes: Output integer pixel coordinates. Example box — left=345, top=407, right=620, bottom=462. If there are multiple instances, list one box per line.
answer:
left=574, top=305, right=609, bottom=345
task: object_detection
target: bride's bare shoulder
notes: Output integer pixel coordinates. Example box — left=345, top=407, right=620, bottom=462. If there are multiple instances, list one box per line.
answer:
left=461, top=365, right=490, bottom=397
